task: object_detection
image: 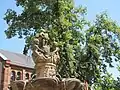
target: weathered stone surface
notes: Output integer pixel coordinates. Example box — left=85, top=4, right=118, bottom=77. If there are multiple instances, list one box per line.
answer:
left=32, top=30, right=60, bottom=78
left=62, top=78, right=85, bottom=90
left=25, top=77, right=59, bottom=90
left=10, top=30, right=87, bottom=90
left=10, top=80, right=28, bottom=90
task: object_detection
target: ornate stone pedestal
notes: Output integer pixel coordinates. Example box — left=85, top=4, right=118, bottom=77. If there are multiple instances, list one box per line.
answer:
left=35, top=63, right=56, bottom=78
left=10, top=30, right=87, bottom=90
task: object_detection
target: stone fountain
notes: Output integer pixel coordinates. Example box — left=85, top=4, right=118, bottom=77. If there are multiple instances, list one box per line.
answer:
left=10, top=30, right=88, bottom=90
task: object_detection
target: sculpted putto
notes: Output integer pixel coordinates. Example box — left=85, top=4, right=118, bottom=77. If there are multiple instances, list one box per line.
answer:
left=31, top=29, right=60, bottom=78
left=32, top=30, right=60, bottom=65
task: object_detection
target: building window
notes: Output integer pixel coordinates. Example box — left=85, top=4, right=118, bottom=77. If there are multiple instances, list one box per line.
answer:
left=31, top=73, right=36, bottom=79
left=11, top=71, right=16, bottom=81
left=16, top=72, right=21, bottom=80
left=25, top=73, right=29, bottom=80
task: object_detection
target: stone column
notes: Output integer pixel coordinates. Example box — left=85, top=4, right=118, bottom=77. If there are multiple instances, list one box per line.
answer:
left=15, top=70, right=17, bottom=81
left=22, top=69, right=26, bottom=80
left=29, top=73, right=32, bottom=80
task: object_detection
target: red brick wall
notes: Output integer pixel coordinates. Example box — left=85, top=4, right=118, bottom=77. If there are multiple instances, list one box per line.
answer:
left=3, top=64, right=11, bottom=90
left=1, top=60, right=34, bottom=90
left=0, top=61, right=3, bottom=90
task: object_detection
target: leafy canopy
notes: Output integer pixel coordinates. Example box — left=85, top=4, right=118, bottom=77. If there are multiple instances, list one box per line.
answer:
left=4, top=0, right=120, bottom=85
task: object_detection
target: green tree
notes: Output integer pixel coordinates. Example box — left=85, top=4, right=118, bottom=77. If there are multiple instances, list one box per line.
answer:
left=4, top=0, right=120, bottom=86
left=93, top=61, right=120, bottom=90
left=93, top=73, right=118, bottom=90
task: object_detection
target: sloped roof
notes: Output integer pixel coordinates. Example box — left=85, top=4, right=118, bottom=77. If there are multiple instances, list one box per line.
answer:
left=0, top=49, right=34, bottom=69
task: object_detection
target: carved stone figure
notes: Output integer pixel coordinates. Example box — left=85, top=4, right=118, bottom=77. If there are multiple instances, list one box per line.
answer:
left=32, top=30, right=51, bottom=63
left=10, top=29, right=88, bottom=90
left=31, top=30, right=60, bottom=78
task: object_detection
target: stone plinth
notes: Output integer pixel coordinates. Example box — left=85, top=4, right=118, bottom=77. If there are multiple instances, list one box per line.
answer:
left=35, top=63, right=56, bottom=78
left=25, top=78, right=59, bottom=90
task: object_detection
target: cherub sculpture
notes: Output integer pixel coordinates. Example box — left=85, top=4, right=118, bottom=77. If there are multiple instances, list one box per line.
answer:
left=32, top=30, right=60, bottom=64
left=31, top=29, right=60, bottom=78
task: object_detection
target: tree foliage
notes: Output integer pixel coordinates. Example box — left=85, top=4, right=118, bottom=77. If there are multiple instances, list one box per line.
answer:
left=93, top=73, right=120, bottom=90
left=4, top=0, right=120, bottom=86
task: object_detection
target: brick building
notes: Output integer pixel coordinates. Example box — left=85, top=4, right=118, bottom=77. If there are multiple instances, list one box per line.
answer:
left=0, top=49, right=34, bottom=90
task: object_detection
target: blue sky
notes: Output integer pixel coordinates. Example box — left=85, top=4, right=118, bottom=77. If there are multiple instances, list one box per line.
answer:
left=1, top=0, right=120, bottom=53
left=0, top=0, right=24, bottom=53
left=0, top=0, right=120, bottom=78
